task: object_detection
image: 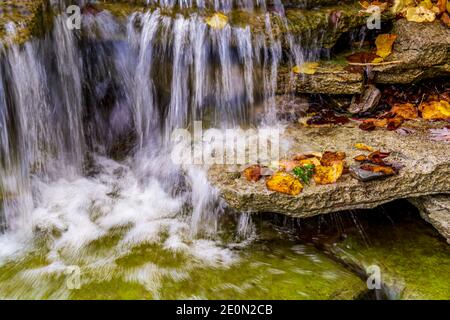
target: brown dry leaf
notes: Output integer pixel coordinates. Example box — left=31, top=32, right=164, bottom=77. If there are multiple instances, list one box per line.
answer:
left=441, top=12, right=450, bottom=27
left=266, top=172, right=303, bottom=196
left=355, top=143, right=375, bottom=152
left=360, top=164, right=395, bottom=175
left=436, top=0, right=447, bottom=12
left=243, top=165, right=262, bottom=182
left=387, top=117, right=405, bottom=130
left=293, top=152, right=323, bottom=160
left=346, top=52, right=380, bottom=63
left=390, top=103, right=418, bottom=119
left=320, top=151, right=346, bottom=166
left=313, top=162, right=344, bottom=185
left=420, top=100, right=450, bottom=120
left=375, top=34, right=397, bottom=59
left=205, top=13, right=228, bottom=30
left=292, top=62, right=320, bottom=75
left=359, top=118, right=388, bottom=131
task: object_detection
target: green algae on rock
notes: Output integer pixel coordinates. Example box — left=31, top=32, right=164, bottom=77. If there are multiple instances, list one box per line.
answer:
left=327, top=206, right=450, bottom=299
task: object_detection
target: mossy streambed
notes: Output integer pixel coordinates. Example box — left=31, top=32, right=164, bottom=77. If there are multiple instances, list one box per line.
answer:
left=0, top=201, right=448, bottom=300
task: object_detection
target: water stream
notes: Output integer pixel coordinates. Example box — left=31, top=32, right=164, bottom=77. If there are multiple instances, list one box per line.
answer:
left=0, top=1, right=448, bottom=299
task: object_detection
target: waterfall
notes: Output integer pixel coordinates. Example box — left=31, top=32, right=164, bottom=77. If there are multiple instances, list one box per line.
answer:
left=0, top=0, right=316, bottom=256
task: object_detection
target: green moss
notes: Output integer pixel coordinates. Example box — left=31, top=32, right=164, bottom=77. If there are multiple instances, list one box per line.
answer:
left=331, top=216, right=450, bottom=300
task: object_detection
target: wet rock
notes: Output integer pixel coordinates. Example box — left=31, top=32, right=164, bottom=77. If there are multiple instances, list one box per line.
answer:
left=409, top=195, right=450, bottom=244
left=327, top=209, right=450, bottom=299
left=0, top=0, right=52, bottom=45
left=208, top=121, right=450, bottom=217
left=348, top=85, right=381, bottom=114
left=349, top=164, right=391, bottom=182
left=373, top=20, right=450, bottom=84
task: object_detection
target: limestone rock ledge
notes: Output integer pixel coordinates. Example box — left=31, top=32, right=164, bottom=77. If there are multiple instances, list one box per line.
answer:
left=208, top=121, right=450, bottom=217
left=285, top=19, right=450, bottom=95
left=409, top=195, right=450, bottom=244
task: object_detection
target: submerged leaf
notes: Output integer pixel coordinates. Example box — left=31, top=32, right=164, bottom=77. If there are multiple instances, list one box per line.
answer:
left=266, top=172, right=303, bottom=196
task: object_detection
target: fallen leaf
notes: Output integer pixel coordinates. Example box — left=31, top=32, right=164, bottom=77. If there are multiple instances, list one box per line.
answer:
left=360, top=164, right=395, bottom=175
left=441, top=12, right=450, bottom=27
left=420, top=100, right=450, bottom=120
left=405, top=6, right=436, bottom=22
left=436, top=0, right=447, bottom=13
left=354, top=154, right=368, bottom=161
left=313, top=162, right=344, bottom=185
left=346, top=52, right=380, bottom=64
left=387, top=117, right=404, bottom=130
left=205, top=13, right=228, bottom=30
left=298, top=157, right=322, bottom=167
left=320, top=151, right=346, bottom=166
left=243, top=165, right=262, bottom=182
left=266, top=172, right=303, bottom=196
left=375, top=34, right=397, bottom=59
left=293, top=152, right=323, bottom=160
left=292, top=62, right=320, bottom=75
left=367, top=150, right=391, bottom=164
left=390, top=103, right=418, bottom=119
left=355, top=143, right=375, bottom=152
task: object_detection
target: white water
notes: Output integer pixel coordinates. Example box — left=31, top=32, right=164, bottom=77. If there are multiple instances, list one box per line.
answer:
left=0, top=2, right=323, bottom=269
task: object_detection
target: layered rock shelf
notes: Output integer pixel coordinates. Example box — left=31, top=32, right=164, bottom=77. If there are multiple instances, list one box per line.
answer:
left=208, top=121, right=450, bottom=217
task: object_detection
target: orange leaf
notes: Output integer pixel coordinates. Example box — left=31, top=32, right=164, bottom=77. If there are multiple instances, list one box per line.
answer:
left=420, top=100, right=450, bottom=120
left=390, top=103, right=418, bottom=119
left=266, top=172, right=303, bottom=196
left=320, top=151, right=346, bottom=166
left=243, top=165, right=262, bottom=182
left=313, top=162, right=344, bottom=185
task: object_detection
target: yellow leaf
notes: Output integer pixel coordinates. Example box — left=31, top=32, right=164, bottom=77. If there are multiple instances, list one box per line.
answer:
left=405, top=6, right=436, bottom=22
left=292, top=62, right=319, bottom=75
left=313, top=162, right=344, bottom=185
left=420, top=0, right=434, bottom=9
left=391, top=0, right=415, bottom=13
left=298, top=157, right=321, bottom=167
left=390, top=103, right=418, bottom=119
left=372, top=57, right=384, bottom=63
left=266, top=172, right=303, bottom=196
left=420, top=100, right=450, bottom=120
left=205, top=13, right=228, bottom=30
left=375, top=34, right=397, bottom=59
left=355, top=143, right=375, bottom=152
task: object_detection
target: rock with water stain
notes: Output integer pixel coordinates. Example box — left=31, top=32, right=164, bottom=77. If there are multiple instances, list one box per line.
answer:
left=208, top=121, right=450, bottom=218
left=409, top=195, right=450, bottom=244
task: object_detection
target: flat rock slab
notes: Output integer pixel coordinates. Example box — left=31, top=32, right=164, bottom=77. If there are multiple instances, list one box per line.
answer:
left=409, top=194, right=450, bottom=244
left=208, top=121, right=450, bottom=217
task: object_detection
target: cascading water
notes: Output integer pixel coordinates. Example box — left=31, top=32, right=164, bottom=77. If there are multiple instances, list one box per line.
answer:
left=0, top=0, right=347, bottom=299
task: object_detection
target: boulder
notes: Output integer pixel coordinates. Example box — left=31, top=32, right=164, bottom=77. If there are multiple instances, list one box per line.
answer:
left=409, top=195, right=450, bottom=244
left=284, top=20, right=450, bottom=95
left=208, top=121, right=450, bottom=217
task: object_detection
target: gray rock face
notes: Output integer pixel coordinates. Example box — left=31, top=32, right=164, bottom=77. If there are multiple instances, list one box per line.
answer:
left=208, top=121, right=450, bottom=217
left=409, top=195, right=450, bottom=244
left=374, top=20, right=450, bottom=84
left=284, top=20, right=450, bottom=95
